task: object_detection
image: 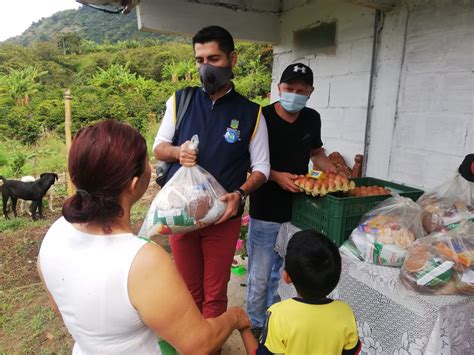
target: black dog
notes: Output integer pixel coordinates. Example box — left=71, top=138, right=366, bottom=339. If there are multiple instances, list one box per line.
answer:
left=0, top=173, right=58, bottom=221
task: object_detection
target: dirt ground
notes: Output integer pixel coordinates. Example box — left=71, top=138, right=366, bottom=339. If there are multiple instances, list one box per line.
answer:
left=222, top=257, right=249, bottom=354
left=0, top=176, right=249, bottom=354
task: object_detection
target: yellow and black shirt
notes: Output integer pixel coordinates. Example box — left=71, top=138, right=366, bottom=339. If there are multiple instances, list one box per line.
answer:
left=257, top=298, right=361, bottom=355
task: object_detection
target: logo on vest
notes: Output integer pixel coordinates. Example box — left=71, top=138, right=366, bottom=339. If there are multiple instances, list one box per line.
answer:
left=224, top=119, right=240, bottom=144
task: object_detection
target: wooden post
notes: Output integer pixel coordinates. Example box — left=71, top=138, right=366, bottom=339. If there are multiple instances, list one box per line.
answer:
left=64, top=89, right=75, bottom=197
left=352, top=154, right=364, bottom=178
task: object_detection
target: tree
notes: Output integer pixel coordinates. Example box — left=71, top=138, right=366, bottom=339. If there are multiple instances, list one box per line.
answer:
left=247, top=55, right=267, bottom=75
left=57, top=32, right=83, bottom=55
left=161, top=60, right=197, bottom=82
left=180, top=59, right=197, bottom=81
left=32, top=41, right=61, bottom=61
left=90, top=63, right=157, bottom=96
left=162, top=61, right=181, bottom=82
left=0, top=66, right=48, bottom=106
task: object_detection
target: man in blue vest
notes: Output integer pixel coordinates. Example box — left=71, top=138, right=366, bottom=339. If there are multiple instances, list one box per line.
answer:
left=153, top=26, right=270, bottom=323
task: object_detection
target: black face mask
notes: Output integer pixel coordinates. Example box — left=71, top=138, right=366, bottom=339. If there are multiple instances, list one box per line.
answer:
left=199, top=63, right=232, bottom=95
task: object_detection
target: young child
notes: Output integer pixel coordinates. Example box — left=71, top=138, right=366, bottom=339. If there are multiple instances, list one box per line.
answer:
left=240, top=230, right=361, bottom=354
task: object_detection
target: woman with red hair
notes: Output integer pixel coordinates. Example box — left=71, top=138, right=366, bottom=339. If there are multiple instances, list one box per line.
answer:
left=37, top=120, right=249, bottom=354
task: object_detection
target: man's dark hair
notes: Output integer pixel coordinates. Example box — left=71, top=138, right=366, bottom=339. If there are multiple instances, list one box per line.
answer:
left=192, top=25, right=235, bottom=56
left=285, top=230, right=341, bottom=300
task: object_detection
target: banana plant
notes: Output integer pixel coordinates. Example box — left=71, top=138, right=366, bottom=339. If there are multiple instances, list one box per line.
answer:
left=161, top=61, right=181, bottom=82
left=0, top=66, right=47, bottom=106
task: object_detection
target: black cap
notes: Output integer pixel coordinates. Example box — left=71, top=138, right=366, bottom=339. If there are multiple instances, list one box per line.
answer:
left=459, top=154, right=474, bottom=182
left=280, top=63, right=313, bottom=86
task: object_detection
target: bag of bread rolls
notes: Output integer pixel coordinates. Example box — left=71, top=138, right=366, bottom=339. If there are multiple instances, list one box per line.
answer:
left=140, top=135, right=227, bottom=237
left=400, top=221, right=474, bottom=295
left=346, top=196, right=424, bottom=267
left=418, top=171, right=474, bottom=234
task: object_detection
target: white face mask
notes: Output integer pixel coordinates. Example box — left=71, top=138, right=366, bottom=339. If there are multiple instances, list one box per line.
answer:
left=280, top=91, right=309, bottom=113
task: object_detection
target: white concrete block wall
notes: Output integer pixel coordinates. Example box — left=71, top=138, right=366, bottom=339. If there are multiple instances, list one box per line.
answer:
left=350, top=38, right=374, bottom=72
left=272, top=0, right=375, bottom=165
left=441, top=73, right=474, bottom=114
left=323, top=139, right=366, bottom=168
left=387, top=0, right=474, bottom=189
left=308, top=77, right=330, bottom=108
left=387, top=151, right=426, bottom=187
left=323, top=43, right=351, bottom=76
left=423, top=153, right=467, bottom=189
left=342, top=108, right=368, bottom=142
left=465, top=117, right=474, bottom=154
left=316, top=108, right=345, bottom=138
left=392, top=113, right=469, bottom=155
left=330, top=74, right=371, bottom=108
left=364, top=6, right=408, bottom=180
left=404, top=31, right=473, bottom=74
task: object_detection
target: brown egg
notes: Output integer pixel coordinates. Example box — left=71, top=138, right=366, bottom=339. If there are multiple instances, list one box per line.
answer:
left=305, top=179, right=316, bottom=191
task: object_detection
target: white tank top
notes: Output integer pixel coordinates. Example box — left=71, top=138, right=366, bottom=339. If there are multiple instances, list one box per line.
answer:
left=39, top=217, right=161, bottom=354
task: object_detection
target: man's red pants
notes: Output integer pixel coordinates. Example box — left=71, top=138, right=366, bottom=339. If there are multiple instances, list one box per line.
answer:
left=170, top=217, right=241, bottom=318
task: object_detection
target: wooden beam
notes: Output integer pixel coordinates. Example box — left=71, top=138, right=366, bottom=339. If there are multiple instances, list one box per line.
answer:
left=137, top=0, right=280, bottom=43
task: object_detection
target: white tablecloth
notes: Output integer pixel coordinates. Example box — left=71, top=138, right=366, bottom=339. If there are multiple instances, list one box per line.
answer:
left=276, top=223, right=474, bottom=355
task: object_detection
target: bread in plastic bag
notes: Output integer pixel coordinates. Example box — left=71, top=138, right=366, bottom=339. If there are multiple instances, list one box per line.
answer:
left=139, top=135, right=227, bottom=237
left=345, top=196, right=424, bottom=267
left=417, top=173, right=474, bottom=234
left=400, top=222, right=474, bottom=295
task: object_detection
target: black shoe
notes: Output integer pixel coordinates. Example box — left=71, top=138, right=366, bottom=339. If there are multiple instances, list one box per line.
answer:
left=251, top=326, right=262, bottom=340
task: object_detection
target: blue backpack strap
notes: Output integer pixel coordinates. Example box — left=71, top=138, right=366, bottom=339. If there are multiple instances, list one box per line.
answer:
left=156, top=86, right=198, bottom=187
left=172, top=86, right=198, bottom=143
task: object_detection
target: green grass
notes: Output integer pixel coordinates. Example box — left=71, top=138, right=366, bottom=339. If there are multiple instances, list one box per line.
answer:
left=1, top=217, right=51, bottom=233
left=131, top=197, right=152, bottom=226
left=0, top=218, right=29, bottom=232
left=0, top=202, right=59, bottom=232
left=145, top=121, right=160, bottom=160
left=0, top=133, right=66, bottom=178
left=0, top=285, right=72, bottom=354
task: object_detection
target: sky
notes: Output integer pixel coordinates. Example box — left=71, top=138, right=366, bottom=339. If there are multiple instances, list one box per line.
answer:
left=0, top=0, right=81, bottom=41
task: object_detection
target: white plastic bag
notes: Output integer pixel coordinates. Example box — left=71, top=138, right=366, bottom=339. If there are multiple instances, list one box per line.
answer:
left=345, top=196, right=424, bottom=267
left=140, top=135, right=227, bottom=237
left=418, top=173, right=474, bottom=233
left=400, top=222, right=474, bottom=295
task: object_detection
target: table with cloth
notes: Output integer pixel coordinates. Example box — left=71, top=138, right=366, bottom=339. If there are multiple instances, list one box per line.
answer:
left=275, top=222, right=474, bottom=355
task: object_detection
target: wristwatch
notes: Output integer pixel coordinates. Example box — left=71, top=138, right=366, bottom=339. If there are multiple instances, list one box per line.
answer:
left=233, top=188, right=246, bottom=204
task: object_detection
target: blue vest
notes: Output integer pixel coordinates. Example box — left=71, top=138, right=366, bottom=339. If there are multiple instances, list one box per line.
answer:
left=167, top=87, right=261, bottom=193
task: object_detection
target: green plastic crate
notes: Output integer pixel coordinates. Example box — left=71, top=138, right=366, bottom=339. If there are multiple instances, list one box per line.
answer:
left=291, top=177, right=424, bottom=246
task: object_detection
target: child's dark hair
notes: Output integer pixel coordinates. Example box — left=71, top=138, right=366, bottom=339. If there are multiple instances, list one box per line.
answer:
left=285, top=230, right=341, bottom=300
left=192, top=25, right=235, bottom=56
